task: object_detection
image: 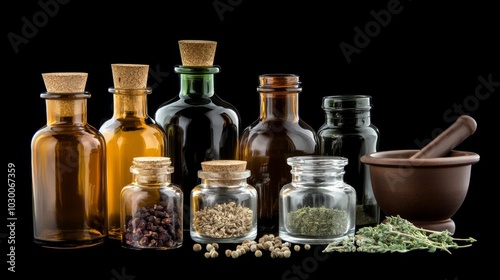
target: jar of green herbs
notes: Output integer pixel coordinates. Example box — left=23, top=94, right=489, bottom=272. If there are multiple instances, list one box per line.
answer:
left=279, top=156, right=356, bottom=244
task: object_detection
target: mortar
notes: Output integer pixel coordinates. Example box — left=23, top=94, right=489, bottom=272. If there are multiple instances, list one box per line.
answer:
left=360, top=115, right=480, bottom=234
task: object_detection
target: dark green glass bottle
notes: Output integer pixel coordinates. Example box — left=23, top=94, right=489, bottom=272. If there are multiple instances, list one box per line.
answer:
left=154, top=40, right=240, bottom=230
left=317, top=95, right=380, bottom=228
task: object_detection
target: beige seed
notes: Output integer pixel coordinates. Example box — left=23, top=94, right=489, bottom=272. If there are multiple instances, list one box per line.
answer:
left=250, top=244, right=258, bottom=252
left=225, top=249, right=232, bottom=257
left=193, top=243, right=202, bottom=251
left=210, top=249, right=219, bottom=258
left=263, top=241, right=273, bottom=250
left=255, top=249, right=263, bottom=257
left=206, top=243, right=214, bottom=251
left=304, top=244, right=311, bottom=250
left=283, top=250, right=291, bottom=258
left=231, top=250, right=239, bottom=259
left=294, top=245, right=301, bottom=251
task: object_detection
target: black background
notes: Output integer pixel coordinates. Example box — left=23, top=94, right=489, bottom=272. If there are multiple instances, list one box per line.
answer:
left=4, top=0, right=497, bottom=279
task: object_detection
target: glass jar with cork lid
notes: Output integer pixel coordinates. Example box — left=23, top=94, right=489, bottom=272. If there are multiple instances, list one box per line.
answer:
left=120, top=156, right=183, bottom=250
left=279, top=156, right=356, bottom=244
left=190, top=160, right=257, bottom=244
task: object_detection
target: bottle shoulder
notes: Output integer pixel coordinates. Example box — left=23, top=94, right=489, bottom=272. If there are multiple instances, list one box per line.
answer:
left=99, top=117, right=165, bottom=132
left=317, top=124, right=380, bottom=135
left=154, top=98, right=240, bottom=127
left=32, top=127, right=105, bottom=148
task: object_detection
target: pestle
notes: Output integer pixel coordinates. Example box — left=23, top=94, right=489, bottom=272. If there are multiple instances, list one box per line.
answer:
left=410, top=115, right=477, bottom=159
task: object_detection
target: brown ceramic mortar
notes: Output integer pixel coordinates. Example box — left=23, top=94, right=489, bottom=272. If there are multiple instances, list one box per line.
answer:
left=360, top=149, right=479, bottom=234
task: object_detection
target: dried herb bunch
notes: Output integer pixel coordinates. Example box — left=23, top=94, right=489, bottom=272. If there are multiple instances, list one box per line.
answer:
left=288, top=206, right=348, bottom=236
left=323, top=215, right=476, bottom=254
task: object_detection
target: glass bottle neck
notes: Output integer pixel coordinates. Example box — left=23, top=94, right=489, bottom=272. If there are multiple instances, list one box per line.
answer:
left=260, top=92, right=300, bottom=121
left=42, top=93, right=89, bottom=125
left=258, top=74, right=301, bottom=122
left=110, top=88, right=151, bottom=119
left=325, top=110, right=371, bottom=127
left=288, top=156, right=347, bottom=186
left=175, top=66, right=219, bottom=99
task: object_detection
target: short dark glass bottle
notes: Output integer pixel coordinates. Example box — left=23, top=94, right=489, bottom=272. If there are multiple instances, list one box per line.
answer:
left=154, top=40, right=240, bottom=230
left=317, top=95, right=380, bottom=227
left=240, top=74, right=319, bottom=234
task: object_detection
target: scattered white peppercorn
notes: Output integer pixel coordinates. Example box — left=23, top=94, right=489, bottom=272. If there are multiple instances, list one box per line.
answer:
left=193, top=243, right=202, bottom=252
left=193, top=234, right=311, bottom=259
left=255, top=249, right=263, bottom=257
left=283, top=250, right=291, bottom=258
left=231, top=250, right=239, bottom=259
left=206, top=243, right=214, bottom=252
left=210, top=249, right=219, bottom=258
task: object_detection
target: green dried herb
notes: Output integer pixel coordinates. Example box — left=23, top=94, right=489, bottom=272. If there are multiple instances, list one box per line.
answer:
left=322, top=215, right=476, bottom=254
left=287, top=206, right=348, bottom=236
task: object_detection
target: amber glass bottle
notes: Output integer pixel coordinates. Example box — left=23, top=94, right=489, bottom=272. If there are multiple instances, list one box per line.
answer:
left=31, top=72, right=107, bottom=248
left=99, top=64, right=167, bottom=240
left=154, top=40, right=240, bottom=229
left=240, top=74, right=319, bottom=233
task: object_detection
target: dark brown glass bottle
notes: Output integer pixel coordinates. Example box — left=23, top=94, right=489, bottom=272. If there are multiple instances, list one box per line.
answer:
left=31, top=72, right=107, bottom=248
left=154, top=40, right=240, bottom=229
left=239, top=74, right=319, bottom=234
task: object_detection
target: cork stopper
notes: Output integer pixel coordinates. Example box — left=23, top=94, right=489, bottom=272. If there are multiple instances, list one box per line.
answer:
left=133, top=156, right=172, bottom=168
left=178, top=40, right=217, bottom=66
left=131, top=157, right=174, bottom=180
left=199, top=160, right=249, bottom=186
left=111, top=64, right=149, bottom=89
left=42, top=72, right=88, bottom=93
left=201, top=160, right=247, bottom=172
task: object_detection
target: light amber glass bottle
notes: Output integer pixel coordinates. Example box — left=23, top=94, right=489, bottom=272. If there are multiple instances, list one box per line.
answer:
left=240, top=74, right=319, bottom=234
left=31, top=72, right=107, bottom=248
left=99, top=64, right=167, bottom=240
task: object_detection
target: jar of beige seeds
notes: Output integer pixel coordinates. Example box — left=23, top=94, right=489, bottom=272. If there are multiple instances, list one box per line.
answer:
left=190, top=160, right=257, bottom=243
